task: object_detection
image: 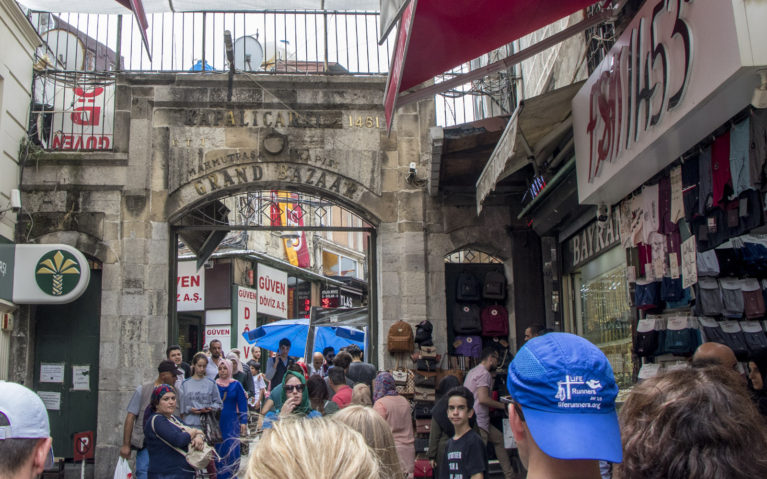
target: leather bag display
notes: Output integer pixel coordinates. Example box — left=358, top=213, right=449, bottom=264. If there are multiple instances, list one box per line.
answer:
left=388, top=320, right=414, bottom=353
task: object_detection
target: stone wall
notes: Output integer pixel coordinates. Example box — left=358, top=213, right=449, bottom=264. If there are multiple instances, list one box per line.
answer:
left=18, top=72, right=524, bottom=475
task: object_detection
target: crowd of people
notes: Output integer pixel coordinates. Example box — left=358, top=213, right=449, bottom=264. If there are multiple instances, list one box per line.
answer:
left=3, top=332, right=767, bottom=479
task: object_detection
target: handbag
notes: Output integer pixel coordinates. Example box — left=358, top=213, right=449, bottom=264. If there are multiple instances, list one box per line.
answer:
left=436, top=368, right=464, bottom=386
left=419, top=346, right=437, bottom=359
left=413, top=402, right=433, bottom=419
left=415, top=437, right=429, bottom=452
left=392, top=369, right=409, bottom=385
left=414, top=458, right=433, bottom=478
left=415, top=418, right=431, bottom=434
left=414, top=372, right=436, bottom=388
left=414, top=386, right=435, bottom=402
left=416, top=358, right=437, bottom=372
left=151, top=415, right=218, bottom=470
left=200, top=411, right=223, bottom=444
left=393, top=368, right=414, bottom=396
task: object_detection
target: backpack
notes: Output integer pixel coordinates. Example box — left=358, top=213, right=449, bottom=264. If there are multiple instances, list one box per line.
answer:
left=483, top=271, right=506, bottom=299
left=387, top=320, right=414, bottom=353
left=481, top=305, right=509, bottom=336
left=456, top=272, right=481, bottom=301
left=453, top=303, right=481, bottom=335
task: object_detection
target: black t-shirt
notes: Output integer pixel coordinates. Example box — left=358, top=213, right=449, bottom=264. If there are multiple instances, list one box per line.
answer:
left=439, top=430, right=487, bottom=479
left=347, top=361, right=377, bottom=388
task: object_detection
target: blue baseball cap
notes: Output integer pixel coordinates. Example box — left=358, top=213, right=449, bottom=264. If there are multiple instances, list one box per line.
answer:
left=507, top=333, right=622, bottom=463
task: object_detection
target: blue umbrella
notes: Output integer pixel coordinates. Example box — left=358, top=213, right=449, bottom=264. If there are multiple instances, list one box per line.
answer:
left=313, top=325, right=365, bottom=354
left=242, top=319, right=309, bottom=357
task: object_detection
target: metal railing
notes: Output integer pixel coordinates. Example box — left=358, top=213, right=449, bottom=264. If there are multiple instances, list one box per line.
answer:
left=28, top=10, right=392, bottom=74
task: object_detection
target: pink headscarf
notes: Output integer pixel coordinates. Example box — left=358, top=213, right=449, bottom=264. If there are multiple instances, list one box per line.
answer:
left=226, top=352, right=244, bottom=374
left=216, top=357, right=235, bottom=387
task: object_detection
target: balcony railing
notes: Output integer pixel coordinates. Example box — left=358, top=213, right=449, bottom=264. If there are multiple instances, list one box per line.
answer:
left=28, top=10, right=392, bottom=74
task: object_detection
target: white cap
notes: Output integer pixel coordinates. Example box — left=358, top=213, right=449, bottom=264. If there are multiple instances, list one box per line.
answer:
left=0, top=381, right=54, bottom=468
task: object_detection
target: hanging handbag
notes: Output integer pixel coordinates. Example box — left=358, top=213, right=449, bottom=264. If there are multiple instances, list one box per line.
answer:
left=393, top=368, right=415, bottom=396
left=416, top=358, right=437, bottom=372
left=414, top=458, right=433, bottom=478
left=151, top=415, right=218, bottom=470
left=414, top=386, right=435, bottom=402
left=413, top=402, right=433, bottom=419
left=199, top=411, right=223, bottom=444
left=415, top=418, right=432, bottom=434
left=414, top=372, right=436, bottom=388
left=419, top=346, right=437, bottom=359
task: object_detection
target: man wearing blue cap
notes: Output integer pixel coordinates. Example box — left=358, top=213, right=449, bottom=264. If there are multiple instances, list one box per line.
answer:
left=506, top=333, right=622, bottom=479
left=0, top=381, right=55, bottom=479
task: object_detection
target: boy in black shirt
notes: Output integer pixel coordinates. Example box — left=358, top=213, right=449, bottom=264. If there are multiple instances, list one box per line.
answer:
left=440, top=386, right=487, bottom=479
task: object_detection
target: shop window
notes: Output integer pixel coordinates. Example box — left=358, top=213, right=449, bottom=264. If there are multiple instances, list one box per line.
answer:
left=572, top=248, right=633, bottom=388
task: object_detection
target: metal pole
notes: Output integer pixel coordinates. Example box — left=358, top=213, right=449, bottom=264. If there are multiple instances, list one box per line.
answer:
left=322, top=0, right=328, bottom=72
left=201, top=12, right=207, bottom=71
left=115, top=15, right=122, bottom=71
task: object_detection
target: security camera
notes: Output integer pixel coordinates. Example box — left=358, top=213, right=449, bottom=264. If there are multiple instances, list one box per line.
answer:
left=596, top=203, right=609, bottom=223
left=409, top=162, right=417, bottom=175
left=10, top=189, right=20, bottom=213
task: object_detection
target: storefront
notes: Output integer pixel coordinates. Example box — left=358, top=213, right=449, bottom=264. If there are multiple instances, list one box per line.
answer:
left=572, top=0, right=767, bottom=380
left=561, top=210, right=633, bottom=388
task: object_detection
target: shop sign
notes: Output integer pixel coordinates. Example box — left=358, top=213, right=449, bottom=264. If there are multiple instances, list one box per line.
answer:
left=564, top=209, right=621, bottom=271
left=49, top=83, right=114, bottom=151
left=574, top=0, right=761, bottom=205
left=321, top=287, right=354, bottom=309
left=257, top=264, right=287, bottom=318
left=177, top=260, right=205, bottom=311
left=0, top=244, right=90, bottom=304
left=235, top=286, right=259, bottom=358
left=204, top=326, right=230, bottom=350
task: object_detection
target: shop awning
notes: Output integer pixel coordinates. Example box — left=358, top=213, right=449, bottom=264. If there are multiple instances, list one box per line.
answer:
left=475, top=81, right=582, bottom=214
left=384, top=0, right=598, bottom=128
left=19, top=0, right=379, bottom=13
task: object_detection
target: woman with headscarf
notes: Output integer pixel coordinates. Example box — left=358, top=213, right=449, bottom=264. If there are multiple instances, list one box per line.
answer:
left=373, top=372, right=415, bottom=477
left=215, top=358, right=248, bottom=479
left=143, top=384, right=206, bottom=479
left=227, top=352, right=255, bottom=398
left=263, top=370, right=322, bottom=427
left=427, top=375, right=478, bottom=477
left=749, top=350, right=767, bottom=416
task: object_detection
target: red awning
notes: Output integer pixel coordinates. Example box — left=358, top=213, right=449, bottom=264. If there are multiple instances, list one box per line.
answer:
left=397, top=0, right=597, bottom=93
left=114, top=0, right=151, bottom=60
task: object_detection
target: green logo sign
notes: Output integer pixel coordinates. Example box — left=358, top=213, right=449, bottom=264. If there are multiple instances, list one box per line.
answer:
left=35, top=250, right=82, bottom=296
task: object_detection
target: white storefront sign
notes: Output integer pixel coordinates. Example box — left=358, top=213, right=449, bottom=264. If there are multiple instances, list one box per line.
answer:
left=49, top=82, right=114, bottom=151
left=235, top=286, right=259, bottom=359
left=177, top=260, right=205, bottom=311
left=257, top=264, right=288, bottom=318
left=573, top=0, right=767, bottom=206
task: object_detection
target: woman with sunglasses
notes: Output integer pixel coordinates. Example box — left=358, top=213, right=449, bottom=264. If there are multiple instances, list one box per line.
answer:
left=263, top=370, right=322, bottom=428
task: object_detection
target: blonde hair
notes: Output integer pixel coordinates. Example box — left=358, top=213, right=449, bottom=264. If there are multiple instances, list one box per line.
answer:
left=246, top=416, right=381, bottom=479
left=351, top=383, right=372, bottom=406
left=333, top=405, right=404, bottom=479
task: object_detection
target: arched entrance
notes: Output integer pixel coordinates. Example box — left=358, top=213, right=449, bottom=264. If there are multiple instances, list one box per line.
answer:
left=168, top=188, right=379, bottom=365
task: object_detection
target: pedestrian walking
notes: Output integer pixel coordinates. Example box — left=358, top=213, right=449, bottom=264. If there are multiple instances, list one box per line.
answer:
left=214, top=358, right=248, bottom=479
left=372, top=371, right=415, bottom=478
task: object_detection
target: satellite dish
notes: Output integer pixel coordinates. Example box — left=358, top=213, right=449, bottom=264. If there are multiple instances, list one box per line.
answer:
left=42, top=29, right=85, bottom=71
left=233, top=36, right=264, bottom=72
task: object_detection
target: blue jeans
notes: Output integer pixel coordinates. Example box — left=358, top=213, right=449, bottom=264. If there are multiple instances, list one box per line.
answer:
left=135, top=448, right=149, bottom=479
